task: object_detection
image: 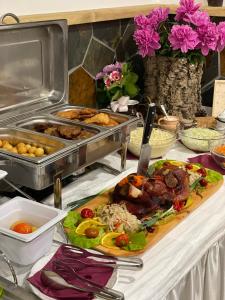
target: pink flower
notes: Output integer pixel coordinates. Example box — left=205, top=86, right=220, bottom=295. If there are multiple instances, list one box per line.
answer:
left=196, top=22, right=218, bottom=55
left=133, top=29, right=161, bottom=57
left=104, top=77, right=111, bottom=88
left=103, top=62, right=122, bottom=74
left=134, top=15, right=152, bottom=29
left=168, top=25, right=199, bottom=53
left=148, top=8, right=170, bottom=24
left=95, top=72, right=105, bottom=80
left=217, top=22, right=225, bottom=51
left=185, top=11, right=210, bottom=27
left=109, top=70, right=122, bottom=82
left=175, top=0, right=201, bottom=22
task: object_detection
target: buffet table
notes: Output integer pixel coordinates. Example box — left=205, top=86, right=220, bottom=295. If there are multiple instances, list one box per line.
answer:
left=1, top=142, right=225, bottom=300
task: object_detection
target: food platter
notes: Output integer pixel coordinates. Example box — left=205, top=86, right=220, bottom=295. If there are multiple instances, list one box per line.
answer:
left=64, top=160, right=224, bottom=256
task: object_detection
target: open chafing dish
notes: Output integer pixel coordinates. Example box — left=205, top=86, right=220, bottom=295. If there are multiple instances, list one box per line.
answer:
left=0, top=18, right=140, bottom=201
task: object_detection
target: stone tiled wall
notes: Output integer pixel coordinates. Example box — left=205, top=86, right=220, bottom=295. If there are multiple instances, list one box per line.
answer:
left=68, top=18, right=144, bottom=107
left=68, top=16, right=225, bottom=109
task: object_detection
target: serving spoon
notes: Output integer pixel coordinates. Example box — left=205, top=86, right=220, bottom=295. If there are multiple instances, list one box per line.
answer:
left=160, top=104, right=169, bottom=119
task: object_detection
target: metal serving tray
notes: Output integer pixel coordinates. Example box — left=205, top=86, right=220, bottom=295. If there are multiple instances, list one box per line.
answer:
left=0, top=128, right=79, bottom=189
left=13, top=115, right=102, bottom=143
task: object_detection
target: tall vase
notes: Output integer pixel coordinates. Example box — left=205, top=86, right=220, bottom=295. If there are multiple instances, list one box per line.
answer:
left=144, top=56, right=203, bottom=120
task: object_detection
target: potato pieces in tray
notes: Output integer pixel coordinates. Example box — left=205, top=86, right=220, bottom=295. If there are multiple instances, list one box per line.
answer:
left=56, top=108, right=119, bottom=127
left=0, top=139, right=51, bottom=158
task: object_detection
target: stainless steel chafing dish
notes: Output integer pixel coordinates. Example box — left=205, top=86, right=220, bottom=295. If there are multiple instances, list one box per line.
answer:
left=0, top=16, right=140, bottom=203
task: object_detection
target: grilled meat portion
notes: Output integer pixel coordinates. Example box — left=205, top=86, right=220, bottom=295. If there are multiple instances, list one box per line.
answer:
left=112, top=164, right=190, bottom=218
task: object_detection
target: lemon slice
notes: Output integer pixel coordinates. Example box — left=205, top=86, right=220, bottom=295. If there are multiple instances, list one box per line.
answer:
left=75, top=219, right=105, bottom=235
left=101, top=232, right=122, bottom=249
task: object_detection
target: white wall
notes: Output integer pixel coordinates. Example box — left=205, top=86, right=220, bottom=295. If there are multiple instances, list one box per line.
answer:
left=1, top=0, right=180, bottom=16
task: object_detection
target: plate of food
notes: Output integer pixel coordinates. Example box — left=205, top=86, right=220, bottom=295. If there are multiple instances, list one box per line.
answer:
left=63, top=160, right=224, bottom=256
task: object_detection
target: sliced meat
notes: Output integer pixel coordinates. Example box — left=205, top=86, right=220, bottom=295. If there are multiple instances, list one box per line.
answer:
left=44, top=127, right=60, bottom=137
left=164, top=171, right=178, bottom=188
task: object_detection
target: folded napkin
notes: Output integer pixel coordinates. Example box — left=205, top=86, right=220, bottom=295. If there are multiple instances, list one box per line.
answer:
left=28, top=246, right=113, bottom=300
left=188, top=154, right=225, bottom=175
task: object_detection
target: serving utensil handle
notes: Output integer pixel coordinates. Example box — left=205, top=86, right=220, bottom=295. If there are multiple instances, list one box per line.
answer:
left=142, top=103, right=156, bottom=144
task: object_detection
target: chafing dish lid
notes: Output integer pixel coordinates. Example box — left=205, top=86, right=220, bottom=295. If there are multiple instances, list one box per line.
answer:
left=0, top=18, right=68, bottom=122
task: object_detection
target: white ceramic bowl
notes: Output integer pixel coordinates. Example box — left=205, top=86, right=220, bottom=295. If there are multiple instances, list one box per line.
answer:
left=128, top=127, right=176, bottom=158
left=0, top=197, right=67, bottom=265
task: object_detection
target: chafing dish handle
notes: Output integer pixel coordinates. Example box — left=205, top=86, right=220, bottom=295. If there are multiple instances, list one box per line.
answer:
left=0, top=13, right=20, bottom=25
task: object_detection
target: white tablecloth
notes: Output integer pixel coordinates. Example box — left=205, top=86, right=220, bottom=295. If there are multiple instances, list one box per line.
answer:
left=1, top=142, right=225, bottom=300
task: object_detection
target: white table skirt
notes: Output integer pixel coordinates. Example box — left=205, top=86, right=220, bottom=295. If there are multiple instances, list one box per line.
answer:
left=1, top=142, right=225, bottom=300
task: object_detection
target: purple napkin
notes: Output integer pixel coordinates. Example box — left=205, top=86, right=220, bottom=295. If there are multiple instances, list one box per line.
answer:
left=28, top=246, right=113, bottom=300
left=188, top=154, right=225, bottom=175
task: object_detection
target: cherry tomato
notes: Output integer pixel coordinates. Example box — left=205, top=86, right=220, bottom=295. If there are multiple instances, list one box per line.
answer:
left=199, top=178, right=208, bottom=187
left=115, top=233, right=129, bottom=247
left=85, top=228, right=99, bottom=238
left=173, top=200, right=185, bottom=212
left=197, top=168, right=207, bottom=177
left=185, top=164, right=193, bottom=170
left=12, top=222, right=33, bottom=234
left=81, top=208, right=94, bottom=218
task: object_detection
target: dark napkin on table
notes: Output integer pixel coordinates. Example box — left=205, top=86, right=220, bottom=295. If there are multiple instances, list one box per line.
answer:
left=188, top=154, right=225, bottom=175
left=28, top=246, right=114, bottom=300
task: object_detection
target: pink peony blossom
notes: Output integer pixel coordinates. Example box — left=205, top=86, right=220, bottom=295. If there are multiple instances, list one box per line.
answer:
left=148, top=8, right=170, bottom=26
left=217, top=22, right=225, bottom=51
left=168, top=25, right=199, bottom=53
left=133, top=29, right=161, bottom=57
left=134, top=15, right=152, bottom=29
left=109, top=70, right=122, bottom=82
left=196, top=22, right=218, bottom=55
left=175, top=0, right=201, bottom=22
left=185, top=11, right=210, bottom=27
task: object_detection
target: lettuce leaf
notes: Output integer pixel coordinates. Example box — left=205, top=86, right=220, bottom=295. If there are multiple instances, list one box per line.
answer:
left=0, top=287, right=3, bottom=298
left=123, top=231, right=147, bottom=251
left=67, top=228, right=105, bottom=249
left=206, top=169, right=223, bottom=183
left=63, top=211, right=82, bottom=229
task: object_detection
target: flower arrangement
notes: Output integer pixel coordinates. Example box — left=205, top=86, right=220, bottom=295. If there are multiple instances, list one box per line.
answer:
left=134, top=0, right=225, bottom=63
left=96, top=62, right=139, bottom=108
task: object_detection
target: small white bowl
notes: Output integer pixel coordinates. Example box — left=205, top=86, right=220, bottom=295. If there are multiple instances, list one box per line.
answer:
left=0, top=197, right=67, bottom=265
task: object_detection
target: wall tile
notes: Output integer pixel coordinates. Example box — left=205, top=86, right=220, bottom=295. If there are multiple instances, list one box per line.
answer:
left=69, top=67, right=96, bottom=107
left=93, top=20, right=121, bottom=49
left=83, top=38, right=115, bottom=77
left=116, top=23, right=137, bottom=62
left=68, top=24, right=92, bottom=70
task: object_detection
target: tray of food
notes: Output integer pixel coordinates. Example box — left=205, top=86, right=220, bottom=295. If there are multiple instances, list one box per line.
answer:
left=49, top=105, right=133, bottom=128
left=63, top=160, right=223, bottom=256
left=14, top=116, right=101, bottom=142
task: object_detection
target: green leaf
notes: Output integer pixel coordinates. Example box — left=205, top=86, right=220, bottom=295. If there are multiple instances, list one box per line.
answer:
left=63, top=211, right=82, bottom=229
left=124, top=82, right=139, bottom=98
left=123, top=231, right=147, bottom=251
left=111, top=89, right=122, bottom=101
left=0, top=287, right=4, bottom=298
left=206, top=169, right=223, bottom=183
left=67, top=228, right=105, bottom=249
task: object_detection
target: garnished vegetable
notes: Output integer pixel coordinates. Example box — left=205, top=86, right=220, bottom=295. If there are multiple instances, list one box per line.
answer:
left=11, top=222, right=36, bottom=234
left=123, top=232, right=147, bottom=251
left=0, top=287, right=3, bottom=298
left=197, top=168, right=207, bottom=177
left=101, top=232, right=122, bottom=249
left=85, top=228, right=99, bottom=238
left=199, top=178, right=208, bottom=187
left=81, top=208, right=94, bottom=219
left=68, top=228, right=105, bottom=249
left=75, top=219, right=105, bottom=235
left=115, top=234, right=129, bottom=247
left=63, top=211, right=82, bottom=229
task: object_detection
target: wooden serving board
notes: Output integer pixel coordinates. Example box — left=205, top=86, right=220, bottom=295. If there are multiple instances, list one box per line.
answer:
left=75, top=179, right=224, bottom=257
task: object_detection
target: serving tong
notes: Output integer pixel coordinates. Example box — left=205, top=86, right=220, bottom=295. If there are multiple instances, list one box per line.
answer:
left=60, top=243, right=143, bottom=270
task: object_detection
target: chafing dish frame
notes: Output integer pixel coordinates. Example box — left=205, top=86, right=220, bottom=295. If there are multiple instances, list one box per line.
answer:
left=0, top=18, right=140, bottom=201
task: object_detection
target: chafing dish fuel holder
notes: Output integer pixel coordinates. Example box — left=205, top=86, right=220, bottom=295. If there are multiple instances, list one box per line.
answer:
left=0, top=18, right=140, bottom=198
